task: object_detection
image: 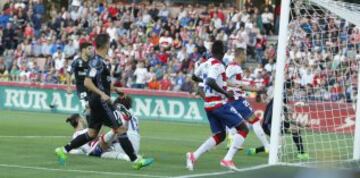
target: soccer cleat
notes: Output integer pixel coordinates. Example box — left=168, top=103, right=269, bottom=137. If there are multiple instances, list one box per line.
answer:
left=55, top=147, right=67, bottom=165
left=297, top=153, right=310, bottom=161
left=245, top=148, right=256, bottom=156
left=186, top=152, right=196, bottom=171
left=220, top=160, right=237, bottom=170
left=133, top=157, right=154, bottom=170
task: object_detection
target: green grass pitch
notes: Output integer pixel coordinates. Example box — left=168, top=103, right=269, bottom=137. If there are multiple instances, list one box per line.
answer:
left=0, top=110, right=330, bottom=178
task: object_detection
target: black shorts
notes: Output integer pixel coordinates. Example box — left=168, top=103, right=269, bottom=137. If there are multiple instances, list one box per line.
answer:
left=88, top=98, right=123, bottom=131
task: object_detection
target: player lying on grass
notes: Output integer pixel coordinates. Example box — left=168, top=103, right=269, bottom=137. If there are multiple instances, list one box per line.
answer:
left=187, top=40, right=249, bottom=170
left=246, top=81, right=310, bottom=160
left=55, top=33, right=153, bottom=170
left=66, top=95, right=141, bottom=161
left=225, top=48, right=270, bottom=153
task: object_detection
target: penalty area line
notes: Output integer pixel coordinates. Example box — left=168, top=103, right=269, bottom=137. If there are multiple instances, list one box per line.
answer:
left=174, top=164, right=271, bottom=178
left=0, top=163, right=169, bottom=178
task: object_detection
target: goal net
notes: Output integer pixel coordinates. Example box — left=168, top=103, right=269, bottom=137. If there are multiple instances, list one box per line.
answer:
left=269, top=0, right=360, bottom=168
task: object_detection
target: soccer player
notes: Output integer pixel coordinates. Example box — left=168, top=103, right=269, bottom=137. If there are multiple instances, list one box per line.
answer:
left=225, top=48, right=270, bottom=154
left=66, top=40, right=93, bottom=122
left=250, top=81, right=309, bottom=160
left=66, top=95, right=140, bottom=161
left=186, top=40, right=249, bottom=170
left=55, top=34, right=153, bottom=169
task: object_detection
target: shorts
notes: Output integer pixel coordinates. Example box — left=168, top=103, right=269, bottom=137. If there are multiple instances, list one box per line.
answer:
left=206, top=103, right=244, bottom=134
left=229, top=97, right=254, bottom=120
left=88, top=98, right=123, bottom=131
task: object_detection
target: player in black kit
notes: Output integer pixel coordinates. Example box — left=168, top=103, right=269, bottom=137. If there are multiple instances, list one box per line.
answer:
left=246, top=80, right=309, bottom=160
left=66, top=41, right=93, bottom=121
left=55, top=34, right=154, bottom=169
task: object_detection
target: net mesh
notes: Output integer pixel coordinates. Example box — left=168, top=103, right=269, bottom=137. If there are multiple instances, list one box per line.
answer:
left=278, top=0, right=360, bottom=168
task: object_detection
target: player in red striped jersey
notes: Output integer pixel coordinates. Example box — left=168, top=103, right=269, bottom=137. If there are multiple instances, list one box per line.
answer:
left=187, top=41, right=249, bottom=171
left=225, top=48, right=270, bottom=155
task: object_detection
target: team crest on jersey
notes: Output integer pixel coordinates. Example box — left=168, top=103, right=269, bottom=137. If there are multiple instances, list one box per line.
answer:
left=78, top=60, right=83, bottom=67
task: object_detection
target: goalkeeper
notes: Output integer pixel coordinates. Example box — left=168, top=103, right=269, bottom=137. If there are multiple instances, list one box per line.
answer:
left=246, top=81, right=310, bottom=161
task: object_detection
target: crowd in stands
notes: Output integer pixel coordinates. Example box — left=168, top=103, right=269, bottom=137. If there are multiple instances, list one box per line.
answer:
left=0, top=0, right=358, bottom=102
left=283, top=6, right=360, bottom=103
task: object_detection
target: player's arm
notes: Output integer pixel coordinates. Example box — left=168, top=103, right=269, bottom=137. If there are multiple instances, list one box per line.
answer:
left=192, top=62, right=205, bottom=83
left=85, top=61, right=110, bottom=102
left=206, top=78, right=232, bottom=98
left=84, top=77, right=110, bottom=102
left=66, top=60, right=76, bottom=94
left=111, top=85, right=124, bottom=95
left=192, top=74, right=203, bottom=83
left=228, top=82, right=264, bottom=92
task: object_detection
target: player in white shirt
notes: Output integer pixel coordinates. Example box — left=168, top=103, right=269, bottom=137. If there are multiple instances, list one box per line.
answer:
left=225, top=48, right=270, bottom=154
left=187, top=41, right=249, bottom=170
left=66, top=96, right=141, bottom=161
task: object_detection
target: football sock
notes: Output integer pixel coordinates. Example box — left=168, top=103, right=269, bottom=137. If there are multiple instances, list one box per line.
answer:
left=101, top=130, right=116, bottom=145
left=292, top=132, right=305, bottom=154
left=64, top=132, right=93, bottom=152
left=118, top=133, right=138, bottom=162
left=193, top=137, right=217, bottom=160
left=252, top=120, right=270, bottom=150
left=224, top=131, right=247, bottom=160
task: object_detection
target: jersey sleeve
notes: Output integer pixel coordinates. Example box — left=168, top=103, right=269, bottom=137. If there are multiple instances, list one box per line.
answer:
left=194, top=62, right=204, bottom=77
left=86, top=58, right=102, bottom=79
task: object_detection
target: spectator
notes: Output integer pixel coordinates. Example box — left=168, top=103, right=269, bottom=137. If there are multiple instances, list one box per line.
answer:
left=133, top=62, right=148, bottom=89
left=159, top=74, right=172, bottom=90
left=0, top=58, right=9, bottom=81
left=264, top=58, right=275, bottom=73
left=53, top=47, right=65, bottom=71
left=180, top=76, right=194, bottom=93
left=261, top=7, right=273, bottom=35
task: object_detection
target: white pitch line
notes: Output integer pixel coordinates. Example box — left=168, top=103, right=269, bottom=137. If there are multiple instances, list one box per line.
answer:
left=0, top=163, right=169, bottom=178
left=0, top=135, right=203, bottom=143
left=174, top=164, right=271, bottom=178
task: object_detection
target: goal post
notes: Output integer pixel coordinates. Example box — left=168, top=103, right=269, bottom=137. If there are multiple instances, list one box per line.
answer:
left=269, top=0, right=360, bottom=167
left=268, top=0, right=291, bottom=165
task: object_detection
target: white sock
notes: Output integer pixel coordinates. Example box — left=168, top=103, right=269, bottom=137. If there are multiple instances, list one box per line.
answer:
left=224, top=133, right=245, bottom=161
left=252, top=121, right=270, bottom=150
left=102, top=130, right=116, bottom=145
left=193, top=137, right=216, bottom=160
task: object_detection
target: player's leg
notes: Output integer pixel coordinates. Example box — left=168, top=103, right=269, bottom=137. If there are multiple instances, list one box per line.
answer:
left=186, top=111, right=226, bottom=171
left=55, top=101, right=103, bottom=165
left=290, top=126, right=309, bottom=160
left=246, top=99, right=273, bottom=155
left=219, top=104, right=249, bottom=169
left=233, top=98, right=270, bottom=152
left=79, top=92, right=91, bottom=124
left=102, top=103, right=153, bottom=169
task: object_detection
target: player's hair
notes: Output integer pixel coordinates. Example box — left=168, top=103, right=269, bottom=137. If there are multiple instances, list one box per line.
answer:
left=114, top=94, right=132, bottom=110
left=211, top=40, right=225, bottom=60
left=95, top=33, right=110, bottom=49
left=66, top=113, right=80, bottom=128
left=79, top=42, right=92, bottom=51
